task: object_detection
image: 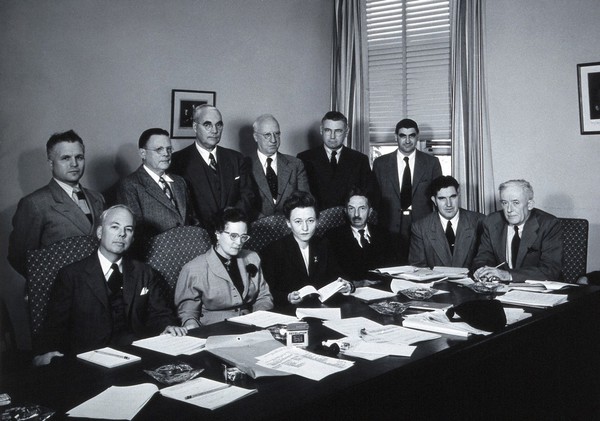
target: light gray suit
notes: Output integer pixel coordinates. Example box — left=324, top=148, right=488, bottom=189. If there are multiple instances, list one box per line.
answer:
left=409, top=208, right=484, bottom=269
left=116, top=165, right=195, bottom=239
left=249, top=152, right=309, bottom=218
left=8, top=179, right=105, bottom=276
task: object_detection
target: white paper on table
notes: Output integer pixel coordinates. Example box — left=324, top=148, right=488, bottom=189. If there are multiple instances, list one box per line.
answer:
left=359, top=324, right=441, bottom=345
left=160, top=377, right=257, bottom=411
left=351, top=287, right=398, bottom=302
left=525, top=280, right=579, bottom=291
left=226, top=310, right=298, bottom=328
left=76, top=347, right=140, bottom=368
left=432, top=266, right=469, bottom=278
left=390, top=279, right=449, bottom=294
left=497, top=290, right=569, bottom=308
left=132, top=335, right=206, bottom=356
left=255, top=346, right=354, bottom=381
left=445, top=277, right=475, bottom=286
left=352, top=341, right=415, bottom=357
left=323, top=316, right=383, bottom=337
left=370, top=265, right=416, bottom=276
left=67, top=383, right=157, bottom=420
left=296, top=307, right=341, bottom=320
left=322, top=338, right=386, bottom=361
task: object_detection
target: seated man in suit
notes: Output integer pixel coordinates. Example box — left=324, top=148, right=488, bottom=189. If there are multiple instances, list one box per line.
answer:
left=297, top=111, right=374, bottom=210
left=327, top=187, right=396, bottom=281
left=8, top=130, right=105, bottom=277
left=473, top=179, right=563, bottom=282
left=261, top=191, right=353, bottom=307
left=248, top=114, right=309, bottom=218
left=170, top=104, right=257, bottom=231
left=117, top=128, right=195, bottom=243
left=33, top=205, right=186, bottom=366
left=409, top=176, right=484, bottom=269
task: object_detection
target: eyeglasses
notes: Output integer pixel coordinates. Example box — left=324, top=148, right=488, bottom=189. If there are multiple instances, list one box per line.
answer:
left=222, top=231, right=251, bottom=243
left=144, top=146, right=173, bottom=155
left=195, top=121, right=224, bottom=131
left=322, top=128, right=346, bottom=137
left=256, top=132, right=281, bottom=141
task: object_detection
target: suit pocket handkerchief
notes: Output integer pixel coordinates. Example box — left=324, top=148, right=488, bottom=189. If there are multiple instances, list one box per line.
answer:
left=140, top=287, right=149, bottom=296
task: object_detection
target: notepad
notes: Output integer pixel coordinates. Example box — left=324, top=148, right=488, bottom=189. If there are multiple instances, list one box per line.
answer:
left=77, top=347, right=140, bottom=368
left=497, top=290, right=569, bottom=308
left=226, top=310, right=298, bottom=328
left=351, top=287, right=398, bottom=303
left=161, top=377, right=257, bottom=410
left=132, top=335, right=206, bottom=356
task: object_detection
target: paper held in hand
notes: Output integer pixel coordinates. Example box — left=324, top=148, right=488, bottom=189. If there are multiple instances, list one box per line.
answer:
left=297, top=279, right=346, bottom=302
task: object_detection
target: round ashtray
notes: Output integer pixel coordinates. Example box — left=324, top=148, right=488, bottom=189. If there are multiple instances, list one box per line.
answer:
left=469, top=281, right=503, bottom=294
left=400, top=287, right=435, bottom=300
left=369, top=301, right=408, bottom=316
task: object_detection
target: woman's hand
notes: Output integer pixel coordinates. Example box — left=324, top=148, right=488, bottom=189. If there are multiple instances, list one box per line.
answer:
left=287, top=291, right=303, bottom=304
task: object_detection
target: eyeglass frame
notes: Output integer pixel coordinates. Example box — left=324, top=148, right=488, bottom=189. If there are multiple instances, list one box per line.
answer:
left=221, top=231, right=251, bottom=243
left=255, top=131, right=281, bottom=141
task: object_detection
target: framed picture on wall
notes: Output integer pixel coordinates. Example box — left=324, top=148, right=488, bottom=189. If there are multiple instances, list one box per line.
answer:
left=577, top=62, right=600, bottom=135
left=170, top=89, right=217, bottom=138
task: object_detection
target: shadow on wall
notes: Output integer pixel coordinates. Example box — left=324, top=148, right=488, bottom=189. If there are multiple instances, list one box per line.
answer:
left=91, top=143, right=139, bottom=206
left=238, top=125, right=255, bottom=157
left=17, top=147, right=48, bottom=195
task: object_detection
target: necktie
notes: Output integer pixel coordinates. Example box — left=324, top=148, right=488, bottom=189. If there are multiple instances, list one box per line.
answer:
left=208, top=153, right=218, bottom=172
left=400, top=157, right=412, bottom=210
left=358, top=229, right=369, bottom=248
left=265, top=157, right=278, bottom=200
left=159, top=176, right=177, bottom=209
left=107, top=263, right=123, bottom=295
left=445, top=220, right=455, bottom=254
left=330, top=150, right=337, bottom=172
left=511, top=226, right=520, bottom=268
left=71, top=186, right=93, bottom=224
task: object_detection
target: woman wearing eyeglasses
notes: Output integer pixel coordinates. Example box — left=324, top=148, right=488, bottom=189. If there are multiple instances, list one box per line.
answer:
left=174, top=207, right=273, bottom=327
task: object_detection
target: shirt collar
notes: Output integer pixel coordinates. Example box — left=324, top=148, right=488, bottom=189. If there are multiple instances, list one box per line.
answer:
left=438, top=210, right=460, bottom=229
left=324, top=145, right=343, bottom=160
left=257, top=150, right=277, bottom=169
left=143, top=165, right=173, bottom=183
left=195, top=142, right=217, bottom=165
left=53, top=178, right=79, bottom=197
left=97, top=250, right=122, bottom=280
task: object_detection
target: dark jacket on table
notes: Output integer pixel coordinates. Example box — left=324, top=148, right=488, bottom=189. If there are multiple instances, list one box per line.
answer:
left=297, top=145, right=374, bottom=210
left=170, top=144, right=257, bottom=229
left=35, top=253, right=176, bottom=354
left=472, top=208, right=563, bottom=282
left=327, top=223, right=397, bottom=281
left=261, top=234, right=342, bottom=307
left=409, top=209, right=485, bottom=269
left=8, top=178, right=105, bottom=276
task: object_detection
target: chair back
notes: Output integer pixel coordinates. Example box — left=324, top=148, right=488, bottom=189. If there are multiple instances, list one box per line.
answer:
left=144, top=226, right=212, bottom=295
left=26, top=235, right=99, bottom=337
left=559, top=218, right=588, bottom=283
left=245, top=214, right=291, bottom=253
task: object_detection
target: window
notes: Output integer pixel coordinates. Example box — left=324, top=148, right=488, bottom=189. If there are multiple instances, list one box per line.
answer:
left=363, top=0, right=452, bottom=173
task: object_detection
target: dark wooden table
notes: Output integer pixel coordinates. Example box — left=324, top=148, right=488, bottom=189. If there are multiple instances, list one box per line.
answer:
left=2, top=282, right=600, bottom=420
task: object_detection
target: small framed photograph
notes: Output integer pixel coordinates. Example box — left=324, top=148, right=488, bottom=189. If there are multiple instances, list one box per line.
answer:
left=170, top=89, right=217, bottom=138
left=577, top=62, right=600, bottom=135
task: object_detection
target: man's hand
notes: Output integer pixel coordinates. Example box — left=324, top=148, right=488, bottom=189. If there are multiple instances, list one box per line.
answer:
left=474, top=266, right=512, bottom=282
left=287, top=291, right=303, bottom=305
left=33, top=351, right=64, bottom=367
left=161, top=326, right=188, bottom=336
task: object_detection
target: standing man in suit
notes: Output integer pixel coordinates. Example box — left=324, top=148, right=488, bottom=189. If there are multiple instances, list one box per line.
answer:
left=170, top=105, right=257, bottom=231
left=116, top=128, right=195, bottom=243
left=327, top=187, right=396, bottom=281
left=33, top=205, right=187, bottom=366
left=373, top=118, right=442, bottom=262
left=297, top=111, right=374, bottom=210
left=409, top=176, right=484, bottom=269
left=473, top=180, right=563, bottom=282
left=8, top=130, right=105, bottom=277
left=248, top=114, right=309, bottom=218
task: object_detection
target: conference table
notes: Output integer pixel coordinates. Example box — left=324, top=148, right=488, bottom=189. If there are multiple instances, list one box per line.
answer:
left=2, top=280, right=600, bottom=420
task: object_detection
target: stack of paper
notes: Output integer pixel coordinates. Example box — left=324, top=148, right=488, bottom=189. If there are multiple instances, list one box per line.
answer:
left=351, top=287, right=398, bottom=303
left=77, top=347, right=140, bottom=368
left=133, top=335, right=206, bottom=356
left=161, top=377, right=257, bottom=410
left=226, top=310, right=298, bottom=328
left=497, top=290, right=569, bottom=308
left=390, top=279, right=448, bottom=295
left=370, top=265, right=415, bottom=276
left=509, top=280, right=579, bottom=293
left=397, top=267, right=447, bottom=281
left=432, top=266, right=469, bottom=279
left=323, top=316, right=384, bottom=337
left=296, top=307, right=341, bottom=320
left=67, top=383, right=157, bottom=420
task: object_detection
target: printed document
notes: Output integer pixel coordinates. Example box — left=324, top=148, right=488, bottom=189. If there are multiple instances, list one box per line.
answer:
left=132, top=335, right=206, bottom=356
left=160, top=377, right=256, bottom=410
left=227, top=310, right=298, bottom=328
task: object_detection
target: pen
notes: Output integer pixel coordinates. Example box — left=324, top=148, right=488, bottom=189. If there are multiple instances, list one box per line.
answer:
left=94, top=350, right=130, bottom=360
left=494, top=262, right=506, bottom=269
left=185, top=384, right=232, bottom=400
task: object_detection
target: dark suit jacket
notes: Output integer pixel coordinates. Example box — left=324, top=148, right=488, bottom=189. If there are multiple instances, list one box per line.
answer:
left=249, top=152, right=309, bottom=217
left=472, top=209, right=563, bottom=282
left=116, top=165, right=195, bottom=239
left=327, top=223, right=397, bottom=281
left=8, top=179, right=105, bottom=276
left=261, top=234, right=341, bottom=307
left=409, top=209, right=485, bottom=269
left=170, top=144, right=257, bottom=229
left=373, top=150, right=442, bottom=233
left=36, top=253, right=175, bottom=354
left=297, top=146, right=374, bottom=210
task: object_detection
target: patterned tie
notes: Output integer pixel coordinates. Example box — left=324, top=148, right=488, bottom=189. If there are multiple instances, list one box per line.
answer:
left=265, top=157, right=278, bottom=200
left=400, top=157, right=412, bottom=210
left=358, top=229, right=369, bottom=248
left=445, top=220, right=455, bottom=254
left=159, top=176, right=177, bottom=209
left=107, top=263, right=123, bottom=295
left=208, top=153, right=218, bottom=173
left=330, top=150, right=337, bottom=172
left=71, top=186, right=93, bottom=224
left=511, top=226, right=520, bottom=268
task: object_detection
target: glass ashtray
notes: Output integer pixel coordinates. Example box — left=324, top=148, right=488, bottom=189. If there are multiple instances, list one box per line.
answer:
left=369, top=301, right=408, bottom=316
left=468, top=281, right=503, bottom=294
left=144, top=363, right=204, bottom=385
left=400, top=287, right=435, bottom=300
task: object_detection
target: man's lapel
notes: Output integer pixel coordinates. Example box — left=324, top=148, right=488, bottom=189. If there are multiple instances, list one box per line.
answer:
left=427, top=215, right=452, bottom=265
left=517, top=214, right=539, bottom=268
left=83, top=254, right=109, bottom=309
left=48, top=179, right=93, bottom=234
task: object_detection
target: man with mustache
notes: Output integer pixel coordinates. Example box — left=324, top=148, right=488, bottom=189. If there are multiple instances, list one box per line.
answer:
left=409, top=176, right=484, bottom=269
left=326, top=187, right=396, bottom=281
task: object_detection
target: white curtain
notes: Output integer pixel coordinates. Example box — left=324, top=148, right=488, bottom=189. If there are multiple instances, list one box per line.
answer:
left=451, top=0, right=496, bottom=214
left=331, top=0, right=369, bottom=155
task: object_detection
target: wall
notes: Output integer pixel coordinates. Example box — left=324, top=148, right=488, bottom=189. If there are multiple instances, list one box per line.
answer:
left=0, top=0, right=333, bottom=348
left=485, top=0, right=600, bottom=272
